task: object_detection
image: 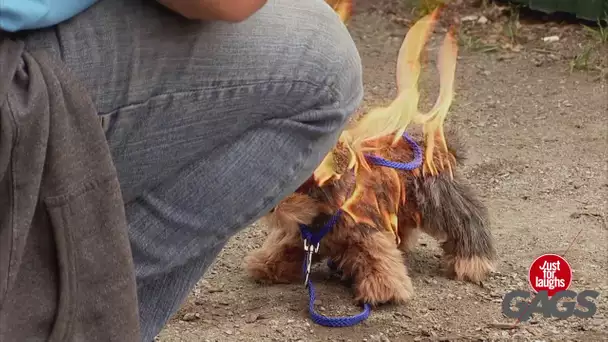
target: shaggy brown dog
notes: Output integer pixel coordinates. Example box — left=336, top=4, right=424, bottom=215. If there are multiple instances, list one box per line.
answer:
left=244, top=128, right=496, bottom=306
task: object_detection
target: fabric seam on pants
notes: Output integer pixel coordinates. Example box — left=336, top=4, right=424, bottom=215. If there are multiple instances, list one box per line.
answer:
left=96, top=80, right=340, bottom=117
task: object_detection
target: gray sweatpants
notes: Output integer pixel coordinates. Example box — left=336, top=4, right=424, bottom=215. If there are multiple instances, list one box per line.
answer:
left=22, top=0, right=363, bottom=339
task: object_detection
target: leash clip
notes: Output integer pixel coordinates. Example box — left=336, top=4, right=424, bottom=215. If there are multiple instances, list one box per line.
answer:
left=298, top=211, right=371, bottom=327
left=303, top=239, right=319, bottom=287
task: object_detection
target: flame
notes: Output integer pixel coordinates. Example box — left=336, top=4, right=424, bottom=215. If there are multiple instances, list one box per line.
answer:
left=316, top=7, right=459, bottom=176
left=311, top=6, right=459, bottom=241
left=325, top=0, right=353, bottom=23
left=415, top=26, right=458, bottom=177
left=347, top=9, right=440, bottom=148
left=341, top=163, right=404, bottom=244
left=340, top=137, right=408, bottom=243
left=314, top=150, right=341, bottom=186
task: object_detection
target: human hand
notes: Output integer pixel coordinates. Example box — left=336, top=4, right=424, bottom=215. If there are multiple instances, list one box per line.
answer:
left=157, top=0, right=268, bottom=22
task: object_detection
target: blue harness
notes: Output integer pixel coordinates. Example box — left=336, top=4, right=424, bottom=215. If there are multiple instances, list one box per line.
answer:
left=298, top=132, right=422, bottom=327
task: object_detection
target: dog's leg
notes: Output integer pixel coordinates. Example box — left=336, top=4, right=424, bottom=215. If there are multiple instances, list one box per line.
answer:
left=412, top=173, right=496, bottom=283
left=245, top=192, right=323, bottom=283
left=244, top=228, right=305, bottom=284
left=326, top=229, right=413, bottom=305
left=398, top=224, right=422, bottom=253
left=395, top=196, right=423, bottom=254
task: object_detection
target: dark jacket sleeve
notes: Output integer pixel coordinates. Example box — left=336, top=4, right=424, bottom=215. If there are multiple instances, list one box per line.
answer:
left=0, top=37, right=141, bottom=342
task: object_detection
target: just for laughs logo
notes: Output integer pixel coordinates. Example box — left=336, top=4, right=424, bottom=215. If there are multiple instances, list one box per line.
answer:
left=501, top=254, right=600, bottom=321
left=530, top=254, right=569, bottom=293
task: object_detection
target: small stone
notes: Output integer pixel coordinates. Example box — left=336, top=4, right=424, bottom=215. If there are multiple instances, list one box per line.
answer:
left=542, top=35, right=559, bottom=43
left=245, top=313, right=262, bottom=323
left=477, top=16, right=489, bottom=24
left=394, top=311, right=413, bottom=319
left=207, top=286, right=223, bottom=293
left=369, top=334, right=390, bottom=342
left=225, top=330, right=233, bottom=335
left=437, top=336, right=459, bottom=342
left=488, top=322, right=518, bottom=330
left=181, top=312, right=200, bottom=322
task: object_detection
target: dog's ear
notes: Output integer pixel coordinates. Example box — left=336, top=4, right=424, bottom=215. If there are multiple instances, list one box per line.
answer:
left=263, top=193, right=321, bottom=230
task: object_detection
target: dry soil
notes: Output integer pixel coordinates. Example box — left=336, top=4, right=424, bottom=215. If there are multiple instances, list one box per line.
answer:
left=157, top=1, right=608, bottom=341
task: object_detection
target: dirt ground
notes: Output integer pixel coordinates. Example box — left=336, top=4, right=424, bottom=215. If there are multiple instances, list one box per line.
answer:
left=157, top=1, right=607, bottom=341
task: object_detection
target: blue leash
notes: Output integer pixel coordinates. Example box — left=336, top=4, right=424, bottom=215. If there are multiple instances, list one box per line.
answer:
left=298, top=132, right=422, bottom=328
left=299, top=210, right=372, bottom=328
left=364, top=133, right=423, bottom=171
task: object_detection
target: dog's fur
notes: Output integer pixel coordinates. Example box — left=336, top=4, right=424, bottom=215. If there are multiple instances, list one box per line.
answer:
left=244, top=128, right=496, bottom=306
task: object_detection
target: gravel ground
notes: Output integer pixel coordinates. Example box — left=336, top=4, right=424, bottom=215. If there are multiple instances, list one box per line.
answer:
left=157, top=1, right=608, bottom=341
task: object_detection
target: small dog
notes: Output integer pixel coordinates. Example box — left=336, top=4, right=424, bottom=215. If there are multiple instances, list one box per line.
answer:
left=244, top=129, right=496, bottom=305
left=244, top=8, right=496, bottom=306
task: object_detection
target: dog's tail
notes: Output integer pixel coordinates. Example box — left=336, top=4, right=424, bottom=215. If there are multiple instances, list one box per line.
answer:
left=410, top=129, right=496, bottom=282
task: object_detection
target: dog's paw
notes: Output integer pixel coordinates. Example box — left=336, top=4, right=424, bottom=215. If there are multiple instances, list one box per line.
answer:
left=444, top=255, right=495, bottom=284
left=354, top=271, right=413, bottom=306
left=243, top=251, right=302, bottom=284
left=243, top=252, right=274, bottom=283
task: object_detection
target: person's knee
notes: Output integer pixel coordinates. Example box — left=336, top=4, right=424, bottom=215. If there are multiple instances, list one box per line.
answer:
left=285, top=0, right=363, bottom=103
left=257, top=0, right=363, bottom=133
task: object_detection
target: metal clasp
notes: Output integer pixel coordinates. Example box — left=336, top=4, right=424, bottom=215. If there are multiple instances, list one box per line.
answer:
left=303, top=239, right=319, bottom=287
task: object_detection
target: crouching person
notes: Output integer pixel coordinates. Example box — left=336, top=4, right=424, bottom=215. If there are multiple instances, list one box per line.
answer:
left=0, top=0, right=362, bottom=340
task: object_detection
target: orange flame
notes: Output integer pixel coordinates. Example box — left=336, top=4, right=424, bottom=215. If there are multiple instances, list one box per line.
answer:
left=325, top=0, right=353, bottom=23
left=312, top=7, right=459, bottom=240
left=340, top=137, right=411, bottom=243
